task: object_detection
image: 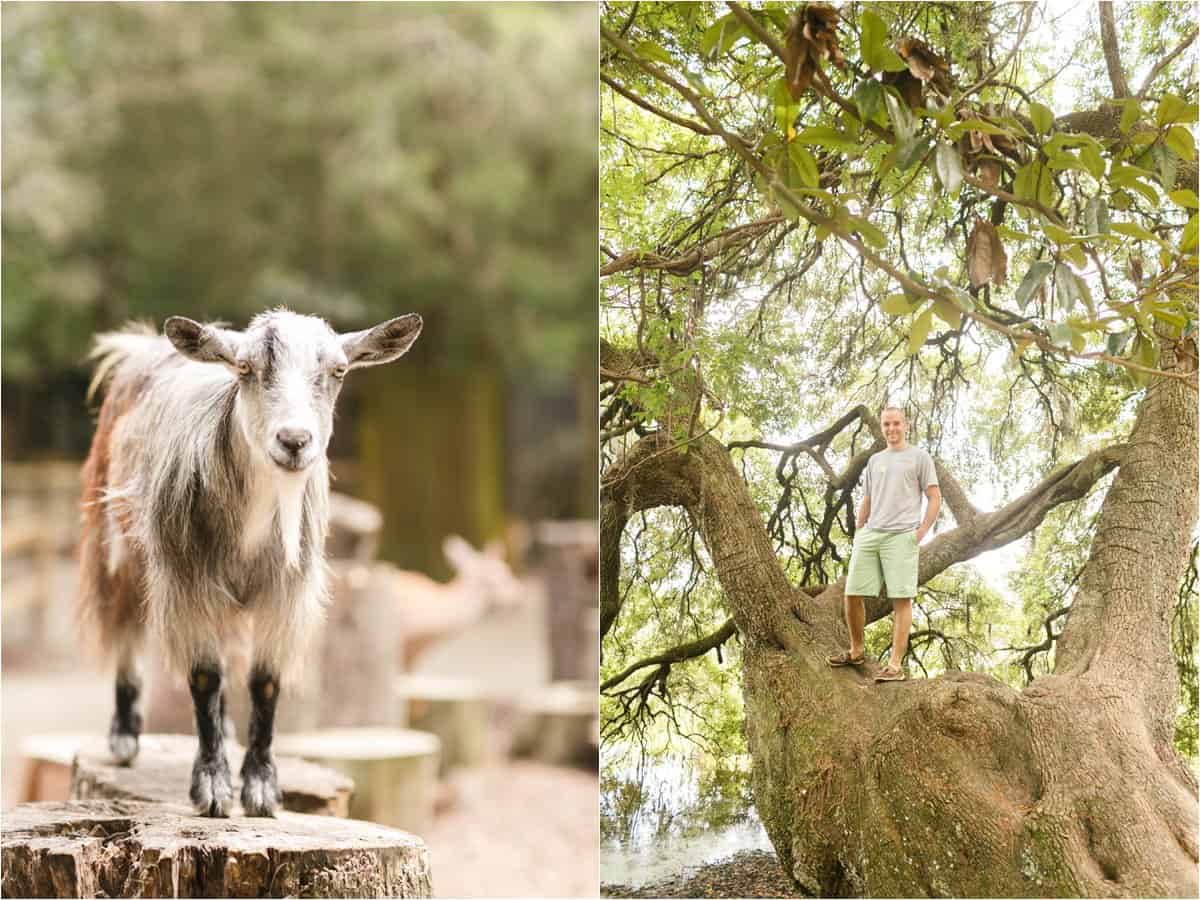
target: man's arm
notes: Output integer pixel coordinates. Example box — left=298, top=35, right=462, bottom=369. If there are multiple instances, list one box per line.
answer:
left=916, top=485, right=941, bottom=543
left=857, top=495, right=871, bottom=528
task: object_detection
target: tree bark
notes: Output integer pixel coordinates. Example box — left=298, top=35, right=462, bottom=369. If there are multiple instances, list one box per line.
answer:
left=603, top=344, right=1199, bottom=895
left=0, top=800, right=431, bottom=898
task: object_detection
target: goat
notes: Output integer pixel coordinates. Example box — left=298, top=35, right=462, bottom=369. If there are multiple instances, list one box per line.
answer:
left=78, top=308, right=422, bottom=817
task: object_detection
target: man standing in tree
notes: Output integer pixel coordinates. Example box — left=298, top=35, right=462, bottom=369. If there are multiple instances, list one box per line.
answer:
left=828, top=405, right=941, bottom=681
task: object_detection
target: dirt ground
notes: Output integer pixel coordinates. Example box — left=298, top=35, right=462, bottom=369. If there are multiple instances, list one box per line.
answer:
left=1, top=568, right=599, bottom=897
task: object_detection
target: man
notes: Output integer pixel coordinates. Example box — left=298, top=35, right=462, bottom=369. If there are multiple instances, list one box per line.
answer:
left=827, top=405, right=941, bottom=682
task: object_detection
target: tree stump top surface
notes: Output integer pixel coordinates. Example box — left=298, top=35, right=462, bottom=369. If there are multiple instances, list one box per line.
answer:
left=66, top=734, right=354, bottom=817
left=393, top=675, right=493, bottom=700
left=276, top=727, right=441, bottom=761
left=518, top=681, right=597, bottom=716
left=1, top=799, right=431, bottom=898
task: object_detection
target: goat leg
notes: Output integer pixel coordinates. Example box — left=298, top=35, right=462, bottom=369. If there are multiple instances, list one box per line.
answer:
left=188, top=661, right=233, bottom=817
left=108, top=666, right=143, bottom=765
left=240, top=664, right=281, bottom=817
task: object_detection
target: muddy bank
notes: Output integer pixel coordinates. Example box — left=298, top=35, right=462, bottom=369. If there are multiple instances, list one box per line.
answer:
left=601, top=849, right=800, bottom=898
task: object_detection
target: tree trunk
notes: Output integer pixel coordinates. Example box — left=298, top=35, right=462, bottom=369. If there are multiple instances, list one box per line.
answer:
left=602, top=343, right=1198, bottom=896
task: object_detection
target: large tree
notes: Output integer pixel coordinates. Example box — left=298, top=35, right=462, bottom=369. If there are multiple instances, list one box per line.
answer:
left=600, top=2, right=1197, bottom=895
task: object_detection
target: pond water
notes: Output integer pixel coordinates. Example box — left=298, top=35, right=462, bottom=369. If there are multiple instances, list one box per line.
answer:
left=599, top=750, right=775, bottom=888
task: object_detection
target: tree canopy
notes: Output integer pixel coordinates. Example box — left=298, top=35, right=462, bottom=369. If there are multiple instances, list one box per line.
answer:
left=3, top=3, right=597, bottom=386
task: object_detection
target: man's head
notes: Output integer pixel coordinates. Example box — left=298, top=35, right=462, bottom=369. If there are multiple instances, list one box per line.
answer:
left=881, top=405, right=908, bottom=448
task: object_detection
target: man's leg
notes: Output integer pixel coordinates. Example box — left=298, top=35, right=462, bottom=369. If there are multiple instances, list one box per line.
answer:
left=889, top=597, right=913, bottom=668
left=844, top=594, right=866, bottom=657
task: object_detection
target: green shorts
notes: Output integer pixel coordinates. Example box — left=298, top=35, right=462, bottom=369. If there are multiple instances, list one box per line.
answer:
left=846, top=527, right=919, bottom=599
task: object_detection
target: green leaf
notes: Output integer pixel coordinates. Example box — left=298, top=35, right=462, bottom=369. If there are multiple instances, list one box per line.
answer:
left=1165, top=126, right=1196, bottom=162
left=895, top=134, right=932, bottom=171
left=1184, top=214, right=1199, bottom=253
left=951, top=119, right=1014, bottom=137
left=1042, top=223, right=1073, bottom=244
left=1079, top=143, right=1105, bottom=179
left=1014, top=259, right=1054, bottom=310
left=1168, top=189, right=1199, bottom=209
left=1049, top=322, right=1072, bottom=346
left=854, top=79, right=884, bottom=124
left=880, top=293, right=915, bottom=315
left=1106, top=330, right=1133, bottom=356
left=883, top=90, right=915, bottom=142
left=1029, top=102, right=1054, bottom=136
left=1119, top=99, right=1142, bottom=134
left=907, top=308, right=934, bottom=355
left=933, top=298, right=962, bottom=329
left=788, top=143, right=819, bottom=189
left=846, top=215, right=887, bottom=248
left=1110, top=221, right=1160, bottom=243
left=1156, top=92, right=1188, bottom=127
left=1084, top=196, right=1110, bottom=235
left=934, top=142, right=962, bottom=195
left=700, top=14, right=740, bottom=59
left=793, top=126, right=859, bottom=151
left=636, top=41, right=676, bottom=66
left=859, top=9, right=907, bottom=72
left=683, top=71, right=713, bottom=98
left=1055, top=262, right=1080, bottom=314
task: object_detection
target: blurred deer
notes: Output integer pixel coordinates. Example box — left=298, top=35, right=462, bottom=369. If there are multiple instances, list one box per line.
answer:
left=389, top=535, right=524, bottom=668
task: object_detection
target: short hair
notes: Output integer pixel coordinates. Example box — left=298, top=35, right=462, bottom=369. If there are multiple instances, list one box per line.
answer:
left=880, top=404, right=907, bottom=422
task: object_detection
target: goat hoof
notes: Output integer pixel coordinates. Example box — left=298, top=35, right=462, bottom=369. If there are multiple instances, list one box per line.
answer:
left=190, top=756, right=233, bottom=817
left=108, top=730, right=139, bottom=766
left=240, top=757, right=280, bottom=817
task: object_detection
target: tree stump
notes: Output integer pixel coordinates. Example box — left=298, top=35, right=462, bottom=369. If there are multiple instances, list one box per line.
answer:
left=393, top=676, right=491, bottom=772
left=66, top=734, right=354, bottom=817
left=274, top=728, right=440, bottom=835
left=534, top=520, right=599, bottom=682
left=0, top=799, right=431, bottom=898
left=510, top=681, right=598, bottom=766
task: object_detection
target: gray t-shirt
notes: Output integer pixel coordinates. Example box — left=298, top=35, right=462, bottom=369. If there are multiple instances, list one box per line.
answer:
left=863, top=446, right=938, bottom=532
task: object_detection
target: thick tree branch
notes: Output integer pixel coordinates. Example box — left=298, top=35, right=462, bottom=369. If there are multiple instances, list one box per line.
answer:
left=1098, top=1, right=1132, bottom=99
left=933, top=459, right=980, bottom=524
left=601, top=618, right=737, bottom=691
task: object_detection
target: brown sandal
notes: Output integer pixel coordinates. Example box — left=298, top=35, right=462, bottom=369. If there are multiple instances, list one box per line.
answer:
left=827, top=649, right=866, bottom=667
left=874, top=664, right=906, bottom=682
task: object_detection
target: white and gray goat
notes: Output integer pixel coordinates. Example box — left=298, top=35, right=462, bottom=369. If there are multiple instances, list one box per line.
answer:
left=78, top=308, right=422, bottom=816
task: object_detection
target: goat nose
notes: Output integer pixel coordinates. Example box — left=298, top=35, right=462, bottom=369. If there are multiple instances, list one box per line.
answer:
left=276, top=428, right=312, bottom=454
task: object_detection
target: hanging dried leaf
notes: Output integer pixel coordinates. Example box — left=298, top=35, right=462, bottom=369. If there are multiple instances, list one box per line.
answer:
left=977, top=158, right=1002, bottom=188
left=881, top=69, right=923, bottom=110
left=896, top=37, right=951, bottom=95
left=967, top=219, right=1007, bottom=288
left=783, top=4, right=844, bottom=100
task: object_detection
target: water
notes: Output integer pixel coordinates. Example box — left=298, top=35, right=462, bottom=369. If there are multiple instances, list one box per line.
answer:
left=599, top=752, right=775, bottom=888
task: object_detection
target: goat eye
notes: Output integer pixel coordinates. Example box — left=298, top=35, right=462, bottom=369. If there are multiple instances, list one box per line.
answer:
left=332, top=366, right=348, bottom=379
left=236, top=361, right=252, bottom=377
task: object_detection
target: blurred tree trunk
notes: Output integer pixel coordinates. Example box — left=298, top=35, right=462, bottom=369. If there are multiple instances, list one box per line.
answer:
left=356, top=351, right=505, bottom=580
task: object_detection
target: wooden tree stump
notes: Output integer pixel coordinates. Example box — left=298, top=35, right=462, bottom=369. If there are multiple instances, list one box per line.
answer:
left=393, top=676, right=491, bottom=772
left=533, top=520, right=598, bottom=682
left=510, top=681, right=598, bottom=766
left=0, top=799, right=431, bottom=898
left=67, top=734, right=354, bottom=817
left=274, top=728, right=440, bottom=835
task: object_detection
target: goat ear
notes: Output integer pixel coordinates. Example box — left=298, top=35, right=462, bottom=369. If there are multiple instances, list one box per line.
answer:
left=165, top=317, right=241, bottom=367
left=341, top=314, right=422, bottom=370
left=442, top=534, right=477, bottom=570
